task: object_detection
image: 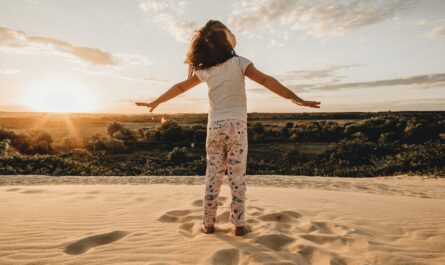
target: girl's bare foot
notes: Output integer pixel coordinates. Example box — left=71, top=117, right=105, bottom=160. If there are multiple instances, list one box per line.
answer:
left=235, top=226, right=247, bottom=236
left=202, top=224, right=215, bottom=234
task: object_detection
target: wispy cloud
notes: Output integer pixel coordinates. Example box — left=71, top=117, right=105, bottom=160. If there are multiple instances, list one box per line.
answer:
left=152, top=13, right=196, bottom=42
left=248, top=71, right=445, bottom=93
left=229, top=0, right=411, bottom=37
left=139, top=0, right=186, bottom=14
left=0, top=26, right=151, bottom=67
left=0, top=26, right=115, bottom=66
left=139, top=0, right=196, bottom=43
left=425, top=26, right=445, bottom=38
left=274, top=64, right=361, bottom=82
left=307, top=72, right=445, bottom=91
left=0, top=26, right=161, bottom=82
left=0, top=65, right=19, bottom=75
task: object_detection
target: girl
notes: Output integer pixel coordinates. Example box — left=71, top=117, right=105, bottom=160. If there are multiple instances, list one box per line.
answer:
left=136, top=20, right=320, bottom=236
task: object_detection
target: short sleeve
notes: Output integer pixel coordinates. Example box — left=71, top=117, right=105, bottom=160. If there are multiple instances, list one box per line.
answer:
left=193, top=69, right=206, bottom=82
left=238, top=56, right=253, bottom=75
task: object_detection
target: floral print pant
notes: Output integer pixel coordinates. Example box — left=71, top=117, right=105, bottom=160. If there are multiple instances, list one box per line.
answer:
left=202, top=119, right=248, bottom=227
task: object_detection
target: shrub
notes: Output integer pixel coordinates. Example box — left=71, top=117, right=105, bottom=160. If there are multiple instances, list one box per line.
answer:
left=282, top=149, right=303, bottom=163
left=167, top=146, right=188, bottom=163
left=158, top=121, right=183, bottom=142
left=107, top=122, right=137, bottom=142
left=0, top=139, right=10, bottom=156
left=103, top=138, right=126, bottom=153
left=107, top=122, right=125, bottom=137
left=252, top=122, right=264, bottom=134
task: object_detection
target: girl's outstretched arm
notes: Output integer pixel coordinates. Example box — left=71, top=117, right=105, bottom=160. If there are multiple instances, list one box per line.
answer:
left=135, top=74, right=202, bottom=112
left=245, top=64, right=320, bottom=108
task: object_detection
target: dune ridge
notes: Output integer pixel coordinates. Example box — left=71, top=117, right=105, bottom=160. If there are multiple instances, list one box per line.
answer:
left=0, top=176, right=444, bottom=264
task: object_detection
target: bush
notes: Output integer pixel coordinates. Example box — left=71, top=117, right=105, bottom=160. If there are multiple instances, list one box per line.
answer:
left=0, top=139, right=10, bottom=156
left=107, top=122, right=137, bottom=142
left=167, top=146, right=188, bottom=163
left=252, top=122, right=264, bottom=134
left=107, top=122, right=125, bottom=137
left=158, top=121, right=183, bottom=142
left=2, top=129, right=54, bottom=155
left=282, top=149, right=303, bottom=163
left=103, top=139, right=126, bottom=153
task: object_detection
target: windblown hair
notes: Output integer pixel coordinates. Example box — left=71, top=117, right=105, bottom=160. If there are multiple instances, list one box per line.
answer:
left=185, top=20, right=237, bottom=78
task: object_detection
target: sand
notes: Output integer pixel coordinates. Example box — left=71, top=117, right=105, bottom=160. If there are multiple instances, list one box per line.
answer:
left=0, top=175, right=444, bottom=265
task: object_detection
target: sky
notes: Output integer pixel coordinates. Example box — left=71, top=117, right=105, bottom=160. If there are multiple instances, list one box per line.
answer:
left=0, top=0, right=444, bottom=114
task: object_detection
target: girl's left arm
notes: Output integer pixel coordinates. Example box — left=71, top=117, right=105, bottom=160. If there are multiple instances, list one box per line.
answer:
left=135, top=74, right=202, bottom=112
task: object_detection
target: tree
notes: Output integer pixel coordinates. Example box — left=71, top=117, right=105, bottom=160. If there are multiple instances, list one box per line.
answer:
left=107, top=122, right=125, bottom=137
left=158, top=120, right=183, bottom=142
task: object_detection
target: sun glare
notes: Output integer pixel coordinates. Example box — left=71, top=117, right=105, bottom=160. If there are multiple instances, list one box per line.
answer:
left=23, top=79, right=100, bottom=113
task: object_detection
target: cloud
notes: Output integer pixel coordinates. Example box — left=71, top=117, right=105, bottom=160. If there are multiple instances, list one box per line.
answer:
left=229, top=0, right=295, bottom=33
left=0, top=26, right=115, bottom=66
left=0, top=65, right=19, bottom=75
left=306, top=73, right=445, bottom=91
left=152, top=13, right=196, bottom=43
left=0, top=26, right=151, bottom=67
left=138, top=0, right=196, bottom=43
left=139, top=0, right=186, bottom=14
left=274, top=64, right=361, bottom=82
left=229, top=0, right=411, bottom=37
left=248, top=72, right=445, bottom=93
left=425, top=26, right=445, bottom=38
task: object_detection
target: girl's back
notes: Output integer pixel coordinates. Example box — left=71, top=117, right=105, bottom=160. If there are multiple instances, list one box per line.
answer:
left=194, top=55, right=252, bottom=123
left=135, top=19, right=320, bottom=237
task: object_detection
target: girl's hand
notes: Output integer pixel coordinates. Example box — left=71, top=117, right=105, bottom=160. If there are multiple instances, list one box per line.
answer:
left=291, top=98, right=321, bottom=108
left=135, top=101, right=159, bottom=112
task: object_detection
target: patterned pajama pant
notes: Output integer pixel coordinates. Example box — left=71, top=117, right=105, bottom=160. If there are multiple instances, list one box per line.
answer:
left=202, top=119, right=248, bottom=227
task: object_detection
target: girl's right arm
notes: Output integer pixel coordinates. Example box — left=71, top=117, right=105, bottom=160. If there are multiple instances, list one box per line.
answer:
left=245, top=64, right=320, bottom=108
left=135, top=74, right=202, bottom=112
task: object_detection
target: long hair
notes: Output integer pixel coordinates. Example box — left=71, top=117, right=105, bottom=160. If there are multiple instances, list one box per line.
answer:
left=185, top=20, right=237, bottom=78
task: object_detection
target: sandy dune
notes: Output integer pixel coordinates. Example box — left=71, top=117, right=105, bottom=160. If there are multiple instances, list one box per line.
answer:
left=0, top=176, right=444, bottom=264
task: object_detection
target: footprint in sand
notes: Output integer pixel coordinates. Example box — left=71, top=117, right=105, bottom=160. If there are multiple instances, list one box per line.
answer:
left=158, top=209, right=201, bottom=223
left=258, top=211, right=301, bottom=223
left=296, top=244, right=348, bottom=265
left=179, top=222, right=203, bottom=238
left=64, top=230, right=129, bottom=255
left=299, top=221, right=351, bottom=236
left=206, top=248, right=240, bottom=265
left=255, top=234, right=296, bottom=251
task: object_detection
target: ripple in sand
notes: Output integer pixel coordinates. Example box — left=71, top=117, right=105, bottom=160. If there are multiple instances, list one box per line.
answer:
left=21, top=189, right=46, bottom=194
left=5, top=188, right=21, bottom=192
left=64, top=230, right=129, bottom=255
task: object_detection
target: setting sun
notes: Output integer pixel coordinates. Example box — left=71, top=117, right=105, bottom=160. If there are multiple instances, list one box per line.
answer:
left=22, top=79, right=100, bottom=113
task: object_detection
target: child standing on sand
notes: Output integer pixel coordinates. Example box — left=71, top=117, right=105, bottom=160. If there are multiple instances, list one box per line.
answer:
left=136, top=20, right=320, bottom=236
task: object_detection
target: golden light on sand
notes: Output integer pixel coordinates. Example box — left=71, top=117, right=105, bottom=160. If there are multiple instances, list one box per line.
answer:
left=23, top=79, right=100, bottom=113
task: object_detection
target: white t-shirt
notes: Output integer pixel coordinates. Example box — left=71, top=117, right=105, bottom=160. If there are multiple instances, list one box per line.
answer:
left=194, top=55, right=253, bottom=123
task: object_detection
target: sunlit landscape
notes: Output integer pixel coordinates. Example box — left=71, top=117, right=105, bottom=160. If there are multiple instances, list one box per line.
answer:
left=22, top=79, right=100, bottom=113
left=0, top=1, right=444, bottom=264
